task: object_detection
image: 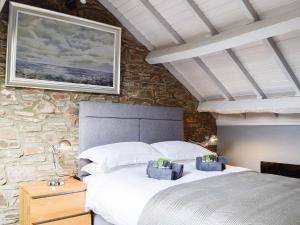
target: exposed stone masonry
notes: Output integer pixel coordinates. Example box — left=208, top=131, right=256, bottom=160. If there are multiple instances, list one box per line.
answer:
left=0, top=0, right=216, bottom=224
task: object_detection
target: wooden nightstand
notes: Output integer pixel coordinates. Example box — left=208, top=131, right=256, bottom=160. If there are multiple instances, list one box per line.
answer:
left=19, top=177, right=91, bottom=225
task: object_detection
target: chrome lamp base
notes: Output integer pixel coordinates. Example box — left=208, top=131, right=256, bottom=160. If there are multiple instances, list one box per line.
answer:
left=48, top=178, right=65, bottom=186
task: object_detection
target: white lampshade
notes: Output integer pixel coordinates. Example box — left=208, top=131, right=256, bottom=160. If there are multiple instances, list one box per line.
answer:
left=58, top=140, right=72, bottom=150
left=201, top=135, right=218, bottom=147
left=208, top=135, right=218, bottom=146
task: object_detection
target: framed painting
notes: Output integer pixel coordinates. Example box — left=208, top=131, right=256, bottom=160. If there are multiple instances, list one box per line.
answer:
left=6, top=2, right=121, bottom=94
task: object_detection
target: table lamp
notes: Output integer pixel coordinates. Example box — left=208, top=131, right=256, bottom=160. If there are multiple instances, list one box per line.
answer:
left=188, top=135, right=218, bottom=147
left=199, top=135, right=218, bottom=147
left=48, top=140, right=72, bottom=186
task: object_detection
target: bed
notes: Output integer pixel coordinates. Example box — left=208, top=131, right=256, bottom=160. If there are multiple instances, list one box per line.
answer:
left=79, top=101, right=185, bottom=225
left=79, top=102, right=300, bottom=225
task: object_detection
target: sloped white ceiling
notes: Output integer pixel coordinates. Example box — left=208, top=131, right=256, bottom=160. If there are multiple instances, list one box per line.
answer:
left=101, top=0, right=300, bottom=103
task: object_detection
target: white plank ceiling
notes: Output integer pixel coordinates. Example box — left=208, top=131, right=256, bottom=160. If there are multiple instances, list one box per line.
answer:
left=99, top=0, right=300, bottom=123
left=102, top=0, right=299, bottom=99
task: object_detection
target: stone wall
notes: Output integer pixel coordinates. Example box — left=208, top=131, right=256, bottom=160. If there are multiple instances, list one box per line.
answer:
left=0, top=0, right=216, bottom=224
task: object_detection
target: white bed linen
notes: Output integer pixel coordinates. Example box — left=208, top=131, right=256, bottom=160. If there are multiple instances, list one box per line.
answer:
left=84, top=161, right=249, bottom=225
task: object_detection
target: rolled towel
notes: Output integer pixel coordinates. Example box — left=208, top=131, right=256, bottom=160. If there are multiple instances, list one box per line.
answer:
left=218, top=156, right=226, bottom=164
left=147, top=161, right=184, bottom=180
left=171, top=162, right=184, bottom=179
left=196, top=157, right=225, bottom=171
left=147, top=161, right=175, bottom=180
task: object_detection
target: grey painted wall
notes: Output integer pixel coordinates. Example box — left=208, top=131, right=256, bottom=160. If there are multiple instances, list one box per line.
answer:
left=218, top=126, right=300, bottom=171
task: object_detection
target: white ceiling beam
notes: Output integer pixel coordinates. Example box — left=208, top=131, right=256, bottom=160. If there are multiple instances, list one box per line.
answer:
left=0, top=0, right=6, bottom=13
left=97, top=0, right=204, bottom=101
left=140, top=0, right=234, bottom=101
left=186, top=0, right=266, bottom=99
left=240, top=0, right=300, bottom=95
left=198, top=97, right=300, bottom=114
left=146, top=1, right=300, bottom=64
left=217, top=113, right=300, bottom=126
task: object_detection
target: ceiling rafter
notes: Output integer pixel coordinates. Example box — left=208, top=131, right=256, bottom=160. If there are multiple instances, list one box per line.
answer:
left=240, top=0, right=300, bottom=95
left=97, top=0, right=205, bottom=102
left=192, top=57, right=234, bottom=101
left=164, top=63, right=205, bottom=101
left=0, top=0, right=6, bottom=13
left=98, top=0, right=154, bottom=50
left=225, top=49, right=266, bottom=99
left=186, top=0, right=218, bottom=35
left=140, top=0, right=235, bottom=101
left=186, top=0, right=266, bottom=99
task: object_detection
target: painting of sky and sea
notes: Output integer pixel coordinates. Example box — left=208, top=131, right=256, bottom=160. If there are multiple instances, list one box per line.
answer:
left=16, top=12, right=115, bottom=87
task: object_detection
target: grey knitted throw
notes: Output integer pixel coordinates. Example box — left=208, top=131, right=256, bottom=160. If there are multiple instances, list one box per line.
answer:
left=138, top=171, right=300, bottom=225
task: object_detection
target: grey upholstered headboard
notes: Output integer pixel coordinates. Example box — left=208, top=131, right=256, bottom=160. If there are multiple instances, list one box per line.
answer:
left=78, top=101, right=184, bottom=178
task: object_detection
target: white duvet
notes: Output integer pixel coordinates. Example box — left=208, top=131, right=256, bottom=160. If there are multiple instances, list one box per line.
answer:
left=84, top=161, right=249, bottom=225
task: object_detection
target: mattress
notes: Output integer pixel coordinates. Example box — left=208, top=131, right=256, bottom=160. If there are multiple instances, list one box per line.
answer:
left=84, top=160, right=248, bottom=225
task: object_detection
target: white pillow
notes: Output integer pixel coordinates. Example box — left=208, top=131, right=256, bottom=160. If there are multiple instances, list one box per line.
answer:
left=78, top=142, right=162, bottom=172
left=151, top=141, right=212, bottom=161
left=81, top=162, right=143, bottom=175
left=81, top=162, right=102, bottom=175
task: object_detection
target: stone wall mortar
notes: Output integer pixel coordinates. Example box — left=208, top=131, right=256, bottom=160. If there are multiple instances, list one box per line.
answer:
left=0, top=0, right=216, bottom=224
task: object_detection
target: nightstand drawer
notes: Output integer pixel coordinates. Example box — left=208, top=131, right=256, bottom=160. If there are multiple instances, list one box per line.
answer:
left=39, top=214, right=91, bottom=225
left=30, top=192, right=86, bottom=223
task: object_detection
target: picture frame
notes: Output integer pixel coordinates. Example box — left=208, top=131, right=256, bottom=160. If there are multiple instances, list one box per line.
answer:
left=5, top=2, right=121, bottom=94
